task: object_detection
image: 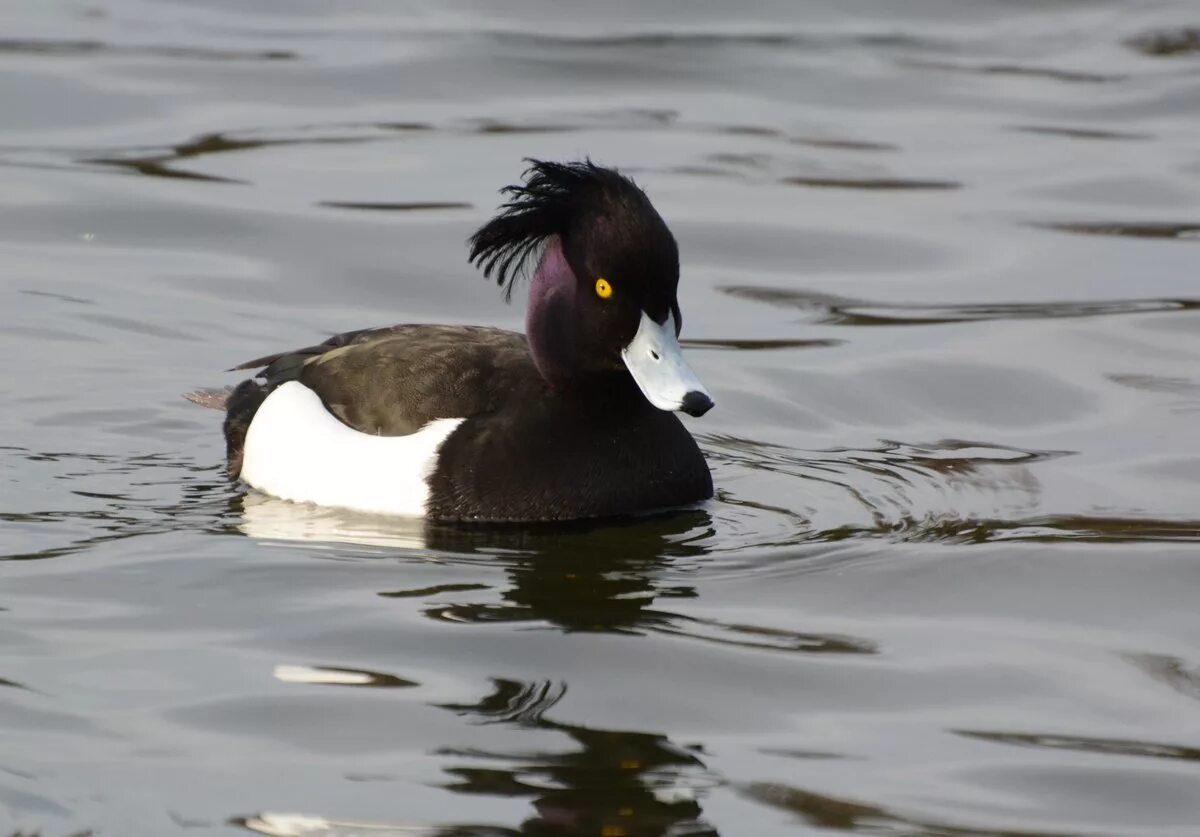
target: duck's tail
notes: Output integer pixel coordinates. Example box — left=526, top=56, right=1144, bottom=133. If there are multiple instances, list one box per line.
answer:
left=183, top=387, right=234, bottom=410
left=222, top=380, right=270, bottom=478
left=185, top=383, right=267, bottom=478
left=183, top=378, right=271, bottom=474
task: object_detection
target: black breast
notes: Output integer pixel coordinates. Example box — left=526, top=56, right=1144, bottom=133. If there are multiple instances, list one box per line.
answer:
left=426, top=387, right=713, bottom=522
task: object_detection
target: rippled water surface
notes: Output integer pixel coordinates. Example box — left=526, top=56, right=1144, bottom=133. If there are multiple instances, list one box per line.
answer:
left=3, top=1, right=1200, bottom=834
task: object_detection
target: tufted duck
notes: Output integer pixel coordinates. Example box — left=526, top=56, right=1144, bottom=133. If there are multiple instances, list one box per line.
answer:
left=212, top=160, right=714, bottom=521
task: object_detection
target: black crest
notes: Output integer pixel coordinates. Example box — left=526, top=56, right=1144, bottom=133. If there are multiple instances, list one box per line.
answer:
left=468, top=159, right=649, bottom=301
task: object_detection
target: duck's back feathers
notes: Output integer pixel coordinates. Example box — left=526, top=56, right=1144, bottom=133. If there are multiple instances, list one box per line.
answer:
left=237, top=325, right=533, bottom=432
left=291, top=326, right=534, bottom=437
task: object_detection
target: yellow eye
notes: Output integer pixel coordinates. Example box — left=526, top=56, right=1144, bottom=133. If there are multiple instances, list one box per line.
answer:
left=595, top=277, right=613, bottom=299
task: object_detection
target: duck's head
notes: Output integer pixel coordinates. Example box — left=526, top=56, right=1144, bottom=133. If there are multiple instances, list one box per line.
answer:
left=469, top=159, right=714, bottom=417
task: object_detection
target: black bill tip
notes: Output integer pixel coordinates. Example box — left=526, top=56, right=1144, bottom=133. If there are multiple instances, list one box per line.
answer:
left=680, top=390, right=714, bottom=417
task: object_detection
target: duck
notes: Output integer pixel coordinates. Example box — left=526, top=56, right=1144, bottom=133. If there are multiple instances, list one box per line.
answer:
left=213, top=159, right=714, bottom=522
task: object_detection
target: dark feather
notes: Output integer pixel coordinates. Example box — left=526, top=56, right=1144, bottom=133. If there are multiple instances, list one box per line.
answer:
left=467, top=158, right=642, bottom=301
left=222, top=379, right=268, bottom=478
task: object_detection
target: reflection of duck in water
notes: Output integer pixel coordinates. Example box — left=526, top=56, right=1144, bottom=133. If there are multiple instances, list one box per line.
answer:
left=235, top=498, right=874, bottom=836
left=436, top=677, right=720, bottom=837
left=239, top=496, right=874, bottom=653
left=235, top=505, right=723, bottom=835
left=239, top=494, right=713, bottom=633
left=237, top=491, right=430, bottom=551
left=417, top=512, right=712, bottom=634
left=193, top=160, right=715, bottom=522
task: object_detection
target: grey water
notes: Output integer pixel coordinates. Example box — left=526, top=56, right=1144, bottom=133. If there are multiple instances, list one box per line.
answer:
left=2, top=1, right=1200, bottom=834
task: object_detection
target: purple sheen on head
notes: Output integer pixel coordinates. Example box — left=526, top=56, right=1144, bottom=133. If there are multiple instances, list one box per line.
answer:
left=526, top=237, right=579, bottom=389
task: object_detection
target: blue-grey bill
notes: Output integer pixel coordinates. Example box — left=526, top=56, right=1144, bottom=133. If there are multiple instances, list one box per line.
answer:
left=621, top=311, right=714, bottom=416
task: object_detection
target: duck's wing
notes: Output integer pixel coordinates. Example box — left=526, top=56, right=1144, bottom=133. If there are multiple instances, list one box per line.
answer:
left=234, top=324, right=535, bottom=436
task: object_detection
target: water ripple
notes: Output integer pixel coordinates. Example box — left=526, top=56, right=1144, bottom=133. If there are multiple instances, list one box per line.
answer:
left=0, top=37, right=296, bottom=61
left=429, top=677, right=720, bottom=835
left=720, top=285, right=1200, bottom=325
left=955, top=730, right=1200, bottom=763
left=273, top=664, right=417, bottom=688
left=902, top=58, right=1125, bottom=84
left=650, top=614, right=875, bottom=655
left=0, top=447, right=238, bottom=562
left=1127, top=28, right=1200, bottom=57
left=1127, top=653, right=1200, bottom=703
left=1014, top=125, right=1154, bottom=142
left=317, top=201, right=473, bottom=212
left=738, top=781, right=1076, bottom=836
left=438, top=678, right=567, bottom=726
left=494, top=29, right=957, bottom=53
left=782, top=176, right=961, bottom=191
left=1033, top=221, right=1200, bottom=241
left=706, top=434, right=1200, bottom=546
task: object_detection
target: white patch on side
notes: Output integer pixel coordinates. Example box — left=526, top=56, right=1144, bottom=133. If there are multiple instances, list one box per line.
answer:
left=240, top=381, right=463, bottom=517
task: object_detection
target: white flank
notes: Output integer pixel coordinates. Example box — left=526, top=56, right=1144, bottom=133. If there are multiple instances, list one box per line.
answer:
left=240, top=381, right=463, bottom=516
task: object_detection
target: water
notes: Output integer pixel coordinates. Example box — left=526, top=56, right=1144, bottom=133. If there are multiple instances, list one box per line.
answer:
left=2, top=1, right=1199, bottom=833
